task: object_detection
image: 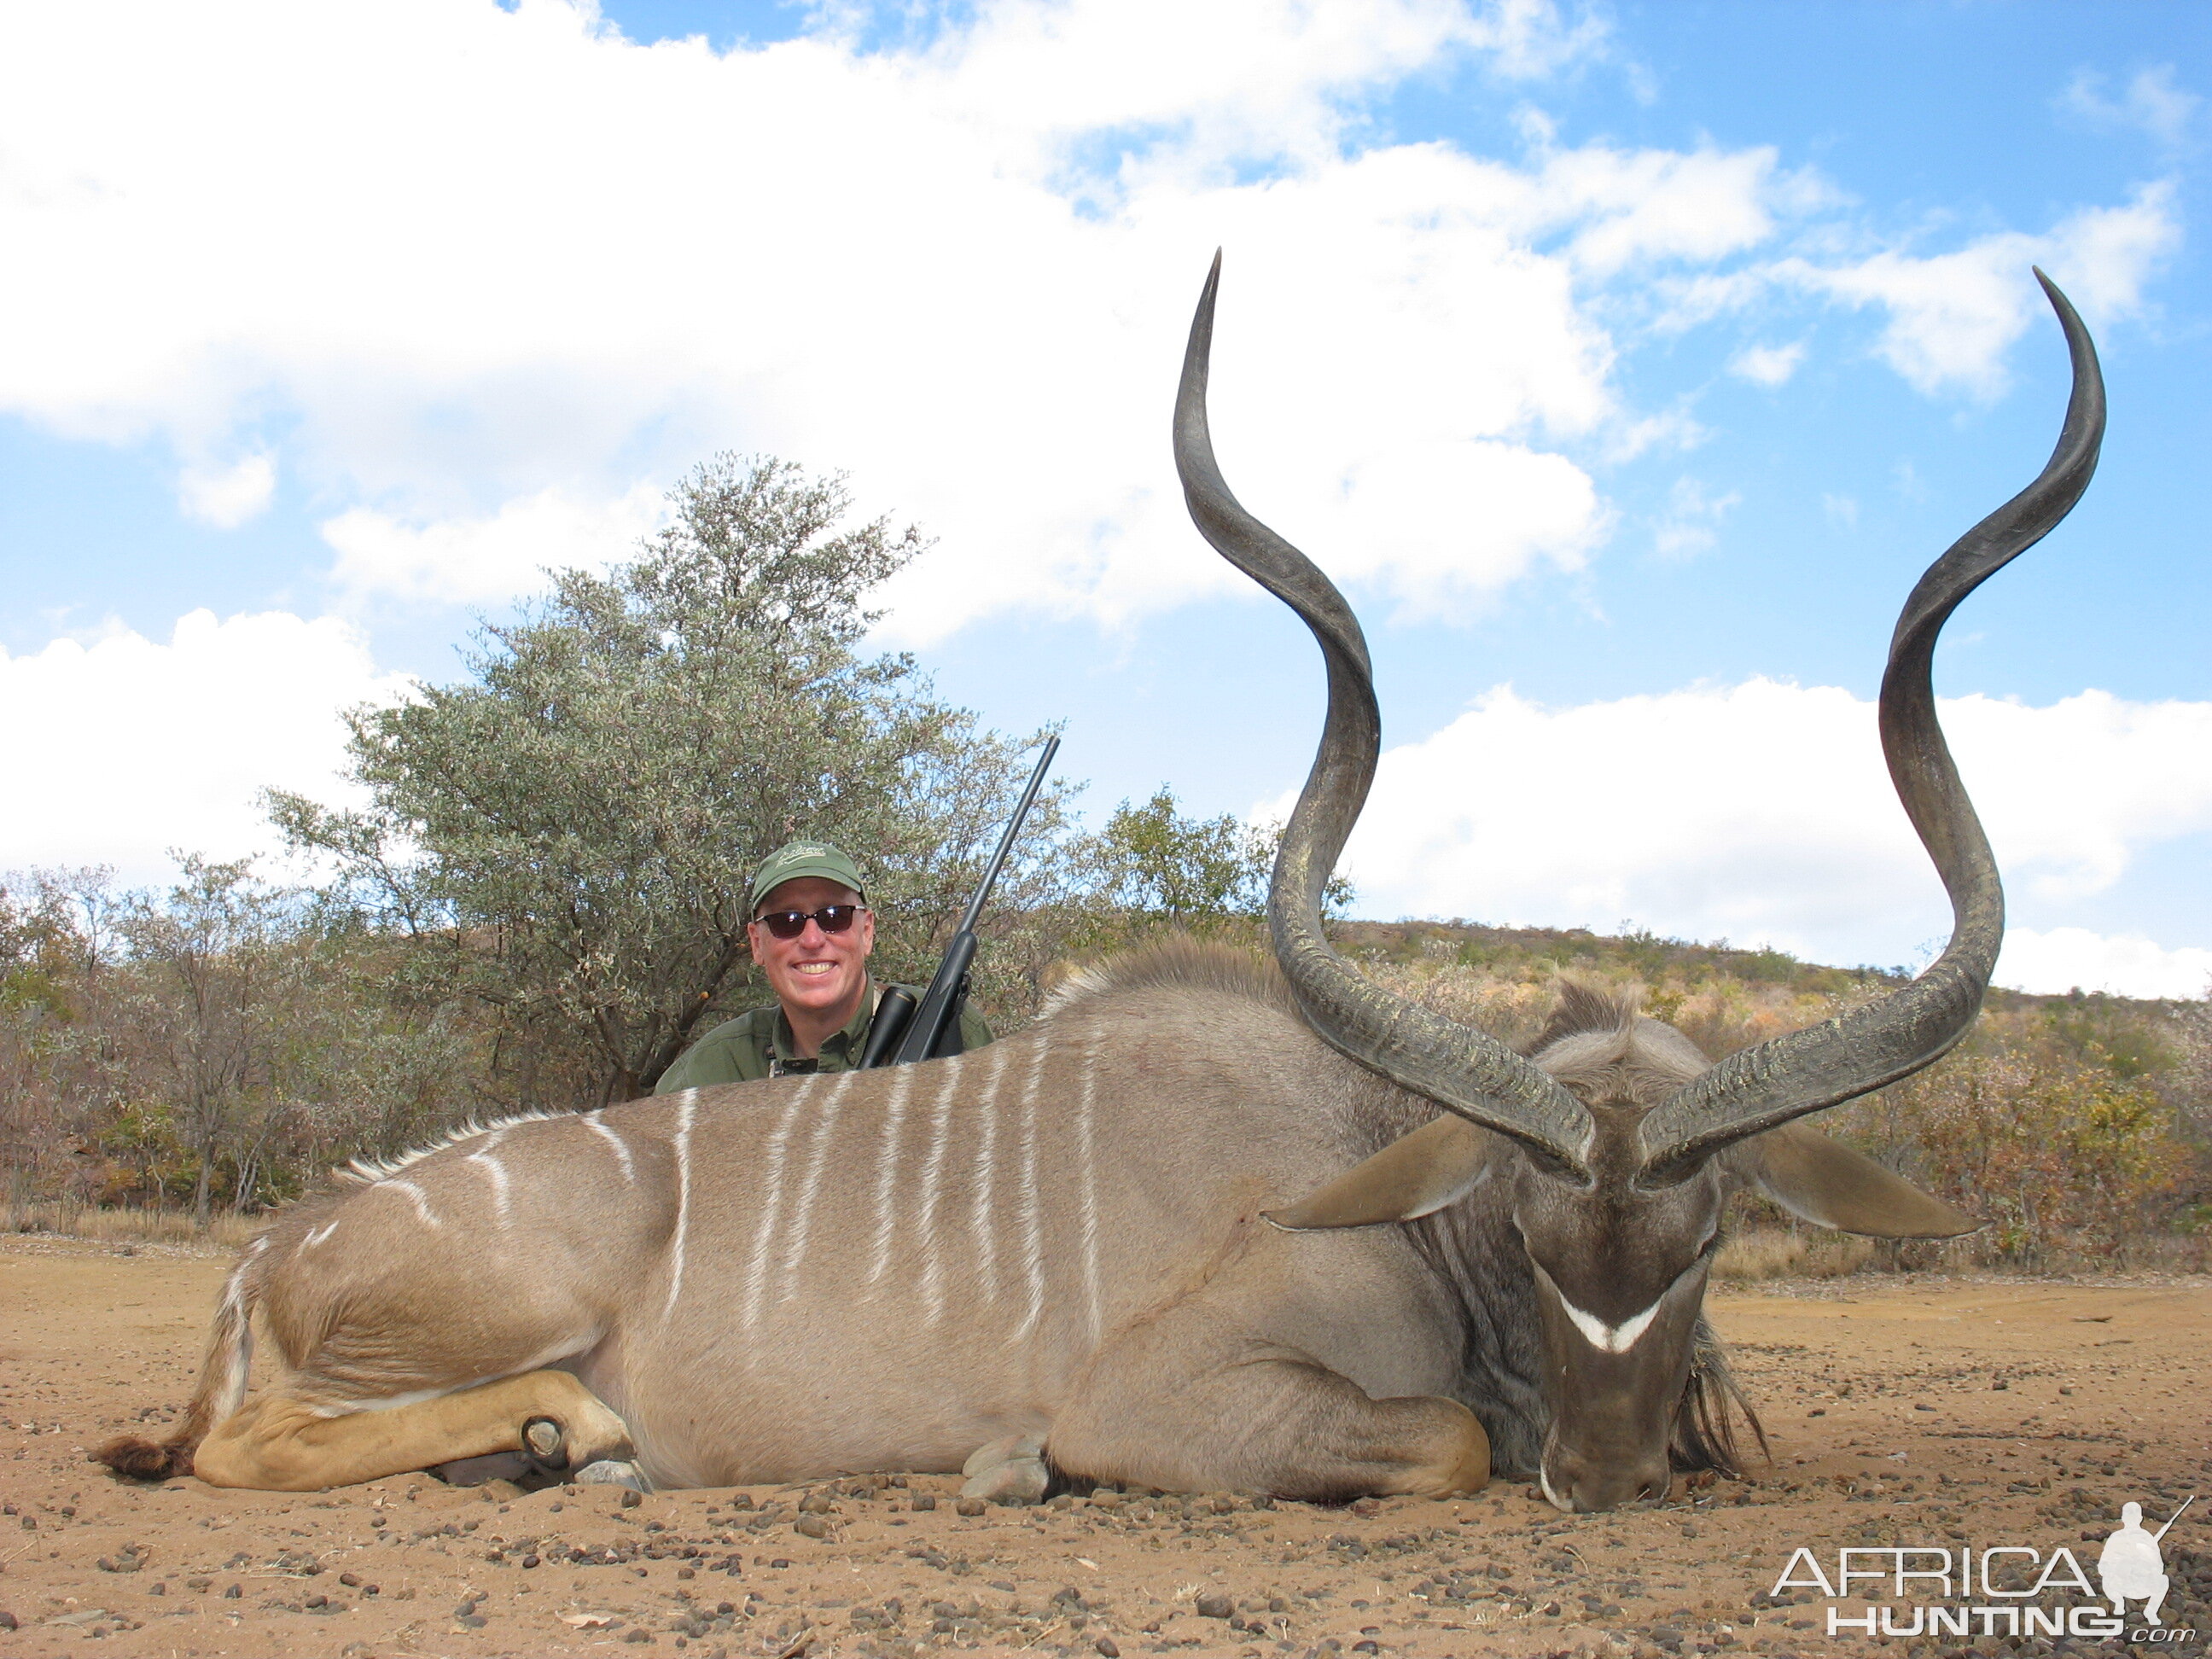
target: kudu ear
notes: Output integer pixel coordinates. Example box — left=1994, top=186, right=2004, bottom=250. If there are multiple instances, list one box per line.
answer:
left=1265, top=1115, right=1495, bottom=1231
left=1730, top=1122, right=1979, bottom=1239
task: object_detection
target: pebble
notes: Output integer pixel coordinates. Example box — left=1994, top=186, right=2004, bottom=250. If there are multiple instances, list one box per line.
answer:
left=1195, top=1592, right=1231, bottom=1619
left=1094, top=1639, right=1120, bottom=1657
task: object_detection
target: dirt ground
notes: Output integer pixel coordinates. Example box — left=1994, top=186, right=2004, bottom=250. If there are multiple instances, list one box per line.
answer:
left=1, top=1235, right=2206, bottom=1659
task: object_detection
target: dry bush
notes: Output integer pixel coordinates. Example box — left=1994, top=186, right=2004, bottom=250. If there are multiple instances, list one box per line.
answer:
left=1712, top=1227, right=1874, bottom=1282
left=1362, top=961, right=1556, bottom=1051
left=4, top=1198, right=256, bottom=1250
left=1363, top=953, right=1847, bottom=1062
left=1844, top=1013, right=2202, bottom=1272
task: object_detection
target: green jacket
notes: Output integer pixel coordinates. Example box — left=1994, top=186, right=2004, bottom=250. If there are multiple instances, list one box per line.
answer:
left=653, top=980, right=993, bottom=1091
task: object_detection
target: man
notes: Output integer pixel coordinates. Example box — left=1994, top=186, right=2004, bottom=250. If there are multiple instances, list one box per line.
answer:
left=655, top=840, right=991, bottom=1091
left=2098, top=1501, right=2173, bottom=1626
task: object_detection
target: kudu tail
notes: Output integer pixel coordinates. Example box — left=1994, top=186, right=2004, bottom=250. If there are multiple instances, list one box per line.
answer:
left=94, top=1247, right=261, bottom=1481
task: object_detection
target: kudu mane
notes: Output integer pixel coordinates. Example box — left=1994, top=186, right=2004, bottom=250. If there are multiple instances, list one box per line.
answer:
left=1044, top=935, right=1301, bottom=1022
left=337, top=1106, right=577, bottom=1186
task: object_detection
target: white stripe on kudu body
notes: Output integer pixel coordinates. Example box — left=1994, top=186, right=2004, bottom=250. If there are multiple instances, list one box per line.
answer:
left=778, top=1071, right=853, bottom=1303
left=663, top=1091, right=698, bottom=1319
left=379, top=1179, right=439, bottom=1229
left=585, top=1113, right=637, bottom=1183
left=741, top=1080, right=814, bottom=1332
left=867, top=1067, right=916, bottom=1290
left=466, top=1131, right=511, bottom=1223
left=1076, top=1035, right=1103, bottom=1343
left=1010, top=1039, right=1049, bottom=1342
left=969, top=1042, right=1024, bottom=1304
left=914, top=1063, right=962, bottom=1325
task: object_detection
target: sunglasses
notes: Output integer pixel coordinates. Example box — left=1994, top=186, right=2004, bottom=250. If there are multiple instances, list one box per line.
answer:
left=754, top=904, right=867, bottom=940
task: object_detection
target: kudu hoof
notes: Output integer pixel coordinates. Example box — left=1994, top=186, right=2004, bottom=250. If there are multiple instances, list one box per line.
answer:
left=574, top=1459, right=653, bottom=1493
left=959, top=1433, right=1049, bottom=1505
left=521, top=1416, right=571, bottom=1476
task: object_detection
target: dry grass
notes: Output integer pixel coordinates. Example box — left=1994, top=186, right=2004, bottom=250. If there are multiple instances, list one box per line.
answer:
left=1713, top=1227, right=1875, bottom=1282
left=4, top=1201, right=258, bottom=1250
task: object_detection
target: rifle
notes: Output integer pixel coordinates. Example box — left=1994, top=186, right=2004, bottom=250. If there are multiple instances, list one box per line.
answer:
left=860, top=735, right=1059, bottom=1068
left=2153, top=1495, right=2195, bottom=1544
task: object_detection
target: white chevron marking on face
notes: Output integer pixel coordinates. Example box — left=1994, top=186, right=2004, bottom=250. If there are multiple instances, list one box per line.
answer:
left=1558, top=1294, right=1663, bottom=1354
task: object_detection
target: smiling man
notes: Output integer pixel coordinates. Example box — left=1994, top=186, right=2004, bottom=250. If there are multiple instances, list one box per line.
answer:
left=654, top=841, right=992, bottom=1090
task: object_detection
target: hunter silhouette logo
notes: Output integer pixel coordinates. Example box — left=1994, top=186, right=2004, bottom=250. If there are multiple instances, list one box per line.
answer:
left=2101, top=1499, right=2194, bottom=1627
left=1768, top=1494, right=2199, bottom=1643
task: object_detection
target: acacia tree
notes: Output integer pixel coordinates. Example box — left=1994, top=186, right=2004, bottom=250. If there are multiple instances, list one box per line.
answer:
left=1074, top=786, right=1352, bottom=946
left=272, top=456, right=1070, bottom=1107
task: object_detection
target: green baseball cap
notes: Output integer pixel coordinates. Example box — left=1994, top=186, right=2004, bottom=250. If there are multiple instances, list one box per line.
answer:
left=748, top=840, right=868, bottom=914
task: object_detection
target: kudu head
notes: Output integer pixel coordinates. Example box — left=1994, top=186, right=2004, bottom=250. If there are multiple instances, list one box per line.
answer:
left=1173, top=253, right=2104, bottom=1512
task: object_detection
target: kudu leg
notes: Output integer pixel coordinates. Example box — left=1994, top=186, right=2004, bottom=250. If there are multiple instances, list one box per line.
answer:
left=193, top=1371, right=634, bottom=1492
left=1049, top=1324, right=1488, bottom=1502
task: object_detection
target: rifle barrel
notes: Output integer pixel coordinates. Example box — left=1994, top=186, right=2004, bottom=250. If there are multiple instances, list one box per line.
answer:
left=2153, top=1494, right=2195, bottom=1542
left=957, top=736, right=1059, bottom=936
left=868, top=736, right=1059, bottom=1069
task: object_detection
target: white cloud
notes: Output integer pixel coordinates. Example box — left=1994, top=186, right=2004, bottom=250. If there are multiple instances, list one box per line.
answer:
left=1650, top=475, right=1738, bottom=560
left=323, top=484, right=669, bottom=608
left=0, top=611, right=414, bottom=885
left=1996, top=926, right=2212, bottom=1000
left=2059, top=65, right=2199, bottom=150
left=178, top=451, right=276, bottom=527
left=1314, top=679, right=2212, bottom=975
left=0, top=0, right=1791, bottom=640
left=1535, top=143, right=1790, bottom=276
left=0, top=0, right=2175, bottom=648
left=1728, top=341, right=1804, bottom=387
left=1782, top=183, right=2180, bottom=397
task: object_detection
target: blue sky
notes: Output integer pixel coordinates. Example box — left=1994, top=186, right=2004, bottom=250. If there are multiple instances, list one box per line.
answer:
left=2, top=0, right=2207, bottom=994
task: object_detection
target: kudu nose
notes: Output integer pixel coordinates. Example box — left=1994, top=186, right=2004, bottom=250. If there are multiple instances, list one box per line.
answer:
left=1541, top=1448, right=1673, bottom=1513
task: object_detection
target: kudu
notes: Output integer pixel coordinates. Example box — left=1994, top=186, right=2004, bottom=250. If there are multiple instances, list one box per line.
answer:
left=99, top=257, right=2103, bottom=1512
